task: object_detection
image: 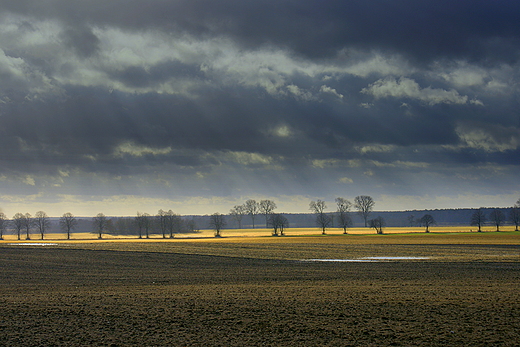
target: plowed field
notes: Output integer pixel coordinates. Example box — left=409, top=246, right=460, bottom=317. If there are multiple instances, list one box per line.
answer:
left=1, top=234, right=519, bottom=346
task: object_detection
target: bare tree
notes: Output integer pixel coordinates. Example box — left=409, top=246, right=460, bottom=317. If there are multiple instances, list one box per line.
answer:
left=156, top=209, right=168, bottom=238
left=135, top=212, right=151, bottom=238
left=419, top=214, right=436, bottom=233
left=60, top=212, right=77, bottom=240
left=470, top=208, right=486, bottom=232
left=22, top=213, right=32, bottom=240
left=93, top=213, right=108, bottom=239
left=135, top=212, right=145, bottom=239
left=0, top=212, right=7, bottom=240
left=269, top=213, right=289, bottom=236
left=335, top=197, right=352, bottom=234
left=12, top=213, right=25, bottom=240
left=489, top=209, right=506, bottom=232
left=34, top=211, right=51, bottom=240
left=354, top=195, right=375, bottom=227
left=244, top=199, right=259, bottom=228
left=166, top=210, right=181, bottom=238
left=259, top=200, right=277, bottom=228
left=369, top=216, right=385, bottom=234
left=309, top=199, right=331, bottom=234
left=209, top=212, right=226, bottom=237
left=229, top=204, right=246, bottom=229
left=144, top=214, right=153, bottom=238
left=510, top=205, right=520, bottom=232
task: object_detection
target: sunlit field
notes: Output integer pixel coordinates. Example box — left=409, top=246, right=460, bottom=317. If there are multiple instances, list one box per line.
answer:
left=1, top=225, right=517, bottom=241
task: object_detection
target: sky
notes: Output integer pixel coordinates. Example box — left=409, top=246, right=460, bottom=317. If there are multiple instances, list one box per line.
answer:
left=0, top=0, right=519, bottom=217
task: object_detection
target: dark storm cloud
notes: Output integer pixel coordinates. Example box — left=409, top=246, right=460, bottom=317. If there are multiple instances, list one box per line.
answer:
left=1, top=80, right=513, bottom=176
left=2, top=0, right=520, bottom=64
left=0, top=0, right=519, bottom=214
left=0, top=85, right=318, bottom=164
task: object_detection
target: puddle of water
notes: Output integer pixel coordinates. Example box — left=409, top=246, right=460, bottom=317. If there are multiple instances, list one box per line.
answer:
left=305, top=259, right=376, bottom=262
left=7, top=243, right=59, bottom=246
left=303, top=256, right=430, bottom=262
left=363, top=256, right=430, bottom=260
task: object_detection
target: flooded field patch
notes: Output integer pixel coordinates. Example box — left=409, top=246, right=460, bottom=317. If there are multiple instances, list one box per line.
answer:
left=303, top=256, right=431, bottom=262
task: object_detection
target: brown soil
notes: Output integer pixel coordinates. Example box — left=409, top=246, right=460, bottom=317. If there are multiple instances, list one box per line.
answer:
left=1, top=246, right=520, bottom=346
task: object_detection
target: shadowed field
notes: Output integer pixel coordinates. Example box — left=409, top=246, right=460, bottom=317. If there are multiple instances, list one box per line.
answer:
left=1, top=233, right=520, bottom=346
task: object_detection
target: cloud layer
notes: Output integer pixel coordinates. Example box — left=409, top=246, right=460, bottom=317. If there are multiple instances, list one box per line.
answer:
left=0, top=1, right=519, bottom=216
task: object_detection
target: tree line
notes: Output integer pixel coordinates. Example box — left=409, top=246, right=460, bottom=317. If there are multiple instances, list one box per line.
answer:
left=307, top=195, right=387, bottom=234
left=213, top=195, right=380, bottom=236
left=213, top=196, right=520, bottom=236
left=469, top=203, right=520, bottom=232
left=228, top=199, right=278, bottom=229
left=0, top=210, right=198, bottom=240
left=404, top=200, right=520, bottom=233
left=1, top=198, right=519, bottom=240
left=210, top=199, right=283, bottom=237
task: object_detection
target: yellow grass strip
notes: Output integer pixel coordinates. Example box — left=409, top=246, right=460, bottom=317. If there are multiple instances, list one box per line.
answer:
left=1, top=227, right=518, bottom=245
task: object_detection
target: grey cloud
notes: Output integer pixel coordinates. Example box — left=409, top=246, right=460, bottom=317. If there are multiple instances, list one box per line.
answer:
left=361, top=77, right=472, bottom=105
left=455, top=121, right=520, bottom=153
left=61, top=26, right=100, bottom=57
left=0, top=83, right=472, bottom=177
left=108, top=60, right=206, bottom=89
left=0, top=1, right=519, bottom=214
left=2, top=0, right=520, bottom=64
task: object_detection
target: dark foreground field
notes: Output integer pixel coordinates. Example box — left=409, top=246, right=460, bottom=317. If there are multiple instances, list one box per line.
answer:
left=1, top=245, right=520, bottom=346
